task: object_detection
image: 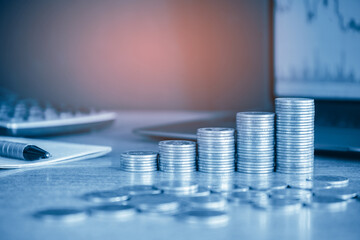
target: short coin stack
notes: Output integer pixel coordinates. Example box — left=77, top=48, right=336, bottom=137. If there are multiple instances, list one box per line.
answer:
left=159, top=140, right=196, bottom=172
left=236, top=112, right=275, bottom=174
left=120, top=151, right=158, bottom=172
left=275, top=98, right=315, bottom=174
left=197, top=128, right=235, bottom=173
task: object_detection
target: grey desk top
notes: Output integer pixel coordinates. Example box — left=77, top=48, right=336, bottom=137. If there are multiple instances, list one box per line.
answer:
left=0, top=111, right=360, bottom=240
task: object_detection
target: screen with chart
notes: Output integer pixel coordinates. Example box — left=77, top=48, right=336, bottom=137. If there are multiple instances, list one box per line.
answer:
left=274, top=0, right=360, bottom=100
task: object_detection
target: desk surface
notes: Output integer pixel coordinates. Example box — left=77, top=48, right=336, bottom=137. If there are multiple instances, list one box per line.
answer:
left=0, top=111, right=360, bottom=240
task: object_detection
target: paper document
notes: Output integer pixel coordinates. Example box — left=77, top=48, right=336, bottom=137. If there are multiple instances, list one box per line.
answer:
left=0, top=136, right=112, bottom=169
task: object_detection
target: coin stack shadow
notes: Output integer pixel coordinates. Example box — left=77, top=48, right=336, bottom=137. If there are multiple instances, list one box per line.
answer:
left=159, top=140, right=196, bottom=172
left=197, top=128, right=235, bottom=173
left=275, top=98, right=315, bottom=174
left=236, top=112, right=275, bottom=174
left=120, top=151, right=158, bottom=172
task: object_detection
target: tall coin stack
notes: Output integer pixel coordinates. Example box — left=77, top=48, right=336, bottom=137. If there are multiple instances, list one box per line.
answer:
left=236, top=112, right=275, bottom=174
left=159, top=140, right=196, bottom=172
left=121, top=151, right=158, bottom=172
left=275, top=98, right=315, bottom=174
left=197, top=128, right=235, bottom=173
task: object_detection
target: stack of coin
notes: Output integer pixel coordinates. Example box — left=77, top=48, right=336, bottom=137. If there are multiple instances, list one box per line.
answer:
left=197, top=128, right=235, bottom=173
left=159, top=140, right=196, bottom=172
left=120, top=151, right=158, bottom=172
left=236, top=112, right=275, bottom=174
left=275, top=98, right=315, bottom=174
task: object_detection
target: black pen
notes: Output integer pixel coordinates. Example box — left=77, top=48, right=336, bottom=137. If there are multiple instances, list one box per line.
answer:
left=0, top=140, right=51, bottom=160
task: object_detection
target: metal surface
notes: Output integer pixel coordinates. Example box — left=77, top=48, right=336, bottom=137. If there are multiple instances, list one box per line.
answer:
left=0, top=111, right=360, bottom=240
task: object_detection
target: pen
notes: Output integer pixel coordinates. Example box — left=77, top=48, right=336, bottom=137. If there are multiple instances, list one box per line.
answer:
left=0, top=140, right=51, bottom=160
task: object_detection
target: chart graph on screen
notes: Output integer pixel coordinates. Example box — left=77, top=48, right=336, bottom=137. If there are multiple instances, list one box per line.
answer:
left=274, top=0, right=360, bottom=99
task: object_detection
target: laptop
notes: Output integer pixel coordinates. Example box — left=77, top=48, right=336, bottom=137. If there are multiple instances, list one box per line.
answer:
left=135, top=0, right=360, bottom=153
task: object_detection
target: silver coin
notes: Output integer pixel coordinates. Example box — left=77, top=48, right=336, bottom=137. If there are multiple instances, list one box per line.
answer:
left=157, top=180, right=198, bottom=193
left=82, top=190, right=129, bottom=203
left=160, top=157, right=196, bottom=162
left=238, top=163, right=274, bottom=168
left=128, top=194, right=180, bottom=214
left=237, top=169, right=274, bottom=174
left=199, top=152, right=235, bottom=158
left=250, top=181, right=288, bottom=191
left=33, top=208, right=87, bottom=222
left=198, top=127, right=235, bottom=134
left=253, top=198, right=302, bottom=212
left=276, top=169, right=313, bottom=174
left=313, top=175, right=349, bottom=187
left=119, top=185, right=161, bottom=195
left=199, top=158, right=235, bottom=162
left=275, top=97, right=314, bottom=104
left=237, top=111, right=275, bottom=117
left=177, top=210, right=229, bottom=226
left=276, top=153, right=314, bottom=158
left=198, top=164, right=235, bottom=169
left=313, top=187, right=357, bottom=200
left=197, top=135, right=235, bottom=140
left=199, top=168, right=234, bottom=173
left=159, top=140, right=196, bottom=146
left=229, top=191, right=268, bottom=204
left=190, top=186, right=211, bottom=197
left=309, top=196, right=348, bottom=211
left=89, top=205, right=136, bottom=219
left=121, top=168, right=157, bottom=172
left=121, top=151, right=158, bottom=157
left=269, top=188, right=312, bottom=202
left=185, top=195, right=227, bottom=210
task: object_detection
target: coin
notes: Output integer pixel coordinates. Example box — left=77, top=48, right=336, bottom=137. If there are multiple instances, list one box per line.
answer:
left=229, top=191, right=268, bottom=204
left=185, top=195, right=227, bottom=210
left=269, top=188, right=312, bottom=202
left=309, top=196, right=348, bottom=212
left=82, top=190, right=129, bottom=203
left=177, top=210, right=229, bottom=226
left=253, top=198, right=302, bottom=212
left=89, top=205, right=136, bottom=219
left=33, top=208, right=87, bottom=222
left=159, top=140, right=196, bottom=173
left=313, top=187, right=358, bottom=200
left=197, top=127, right=235, bottom=174
left=119, top=185, right=161, bottom=195
left=250, top=181, right=288, bottom=191
left=128, top=194, right=180, bottom=214
left=312, top=175, right=349, bottom=187
left=121, top=150, right=158, bottom=172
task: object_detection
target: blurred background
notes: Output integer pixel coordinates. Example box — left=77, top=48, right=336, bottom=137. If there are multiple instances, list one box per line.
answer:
left=0, top=0, right=271, bottom=111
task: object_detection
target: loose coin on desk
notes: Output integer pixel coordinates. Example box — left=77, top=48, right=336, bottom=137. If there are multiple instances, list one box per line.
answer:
left=253, top=198, right=303, bottom=212
left=82, top=190, right=129, bottom=203
left=128, top=194, right=180, bottom=214
left=249, top=181, right=288, bottom=191
left=308, top=196, right=348, bottom=212
left=89, top=205, right=137, bottom=219
left=119, top=185, right=161, bottom=196
left=177, top=210, right=229, bottom=227
left=312, top=175, right=349, bottom=187
left=157, top=180, right=198, bottom=195
left=229, top=191, right=268, bottom=204
left=185, top=195, right=228, bottom=210
left=33, top=208, right=88, bottom=222
left=313, top=187, right=358, bottom=200
left=269, top=188, right=312, bottom=202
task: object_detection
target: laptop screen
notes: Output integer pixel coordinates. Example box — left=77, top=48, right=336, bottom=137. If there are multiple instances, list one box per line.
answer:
left=273, top=0, right=360, bottom=100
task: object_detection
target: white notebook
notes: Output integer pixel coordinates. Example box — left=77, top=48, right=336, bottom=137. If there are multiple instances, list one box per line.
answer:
left=0, top=136, right=112, bottom=169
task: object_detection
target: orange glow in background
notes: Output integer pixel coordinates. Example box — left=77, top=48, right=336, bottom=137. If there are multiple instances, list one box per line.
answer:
left=0, top=0, right=270, bottom=110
